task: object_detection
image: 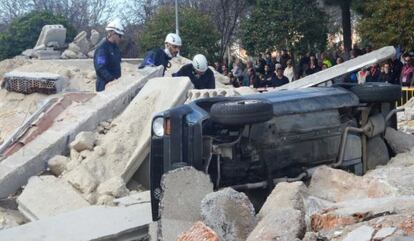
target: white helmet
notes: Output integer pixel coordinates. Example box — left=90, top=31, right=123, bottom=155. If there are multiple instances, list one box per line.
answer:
left=165, top=33, right=182, bottom=46
left=192, top=54, right=208, bottom=72
left=105, top=19, right=124, bottom=35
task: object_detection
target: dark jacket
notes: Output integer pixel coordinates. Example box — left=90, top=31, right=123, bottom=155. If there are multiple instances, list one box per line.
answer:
left=366, top=68, right=381, bottom=82
left=139, top=48, right=171, bottom=76
left=94, top=38, right=121, bottom=92
left=173, top=64, right=215, bottom=89
left=271, top=75, right=289, bottom=87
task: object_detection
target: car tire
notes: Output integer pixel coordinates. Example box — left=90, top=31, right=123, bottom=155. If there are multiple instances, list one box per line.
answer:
left=210, top=99, right=273, bottom=125
left=366, top=136, right=390, bottom=170
left=349, top=82, right=401, bottom=103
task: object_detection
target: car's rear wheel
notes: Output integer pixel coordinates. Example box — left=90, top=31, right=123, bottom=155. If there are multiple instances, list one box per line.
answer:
left=350, top=82, right=401, bottom=103
left=210, top=99, right=273, bottom=125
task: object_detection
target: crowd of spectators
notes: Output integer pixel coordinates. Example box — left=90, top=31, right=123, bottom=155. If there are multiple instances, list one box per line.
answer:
left=214, top=45, right=414, bottom=89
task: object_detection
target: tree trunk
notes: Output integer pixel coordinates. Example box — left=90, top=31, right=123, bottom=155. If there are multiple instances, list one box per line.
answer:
left=341, top=1, right=352, bottom=60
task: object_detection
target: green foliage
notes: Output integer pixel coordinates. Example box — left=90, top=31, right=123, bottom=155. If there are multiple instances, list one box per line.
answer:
left=139, top=7, right=220, bottom=61
left=357, top=0, right=414, bottom=49
left=0, top=11, right=76, bottom=61
left=240, top=0, right=329, bottom=56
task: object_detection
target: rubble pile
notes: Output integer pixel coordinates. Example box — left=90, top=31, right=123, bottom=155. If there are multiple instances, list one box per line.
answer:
left=147, top=131, right=414, bottom=241
left=20, top=77, right=193, bottom=210
left=61, top=30, right=101, bottom=59
left=0, top=58, right=138, bottom=144
left=22, top=25, right=67, bottom=59
left=399, top=98, right=414, bottom=134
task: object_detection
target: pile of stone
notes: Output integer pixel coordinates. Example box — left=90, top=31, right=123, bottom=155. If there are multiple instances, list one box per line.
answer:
left=22, top=25, right=67, bottom=60
left=399, top=98, right=414, bottom=134
left=149, top=129, right=414, bottom=241
left=61, top=30, right=101, bottom=59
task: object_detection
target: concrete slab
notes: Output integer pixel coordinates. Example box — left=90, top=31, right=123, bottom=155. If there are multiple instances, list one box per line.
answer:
left=17, top=175, right=90, bottom=221
left=201, top=188, right=257, bottom=241
left=58, top=76, right=193, bottom=200
left=276, top=46, right=396, bottom=90
left=159, top=167, right=214, bottom=241
left=0, top=203, right=152, bottom=241
left=34, top=25, right=66, bottom=50
left=121, top=76, right=193, bottom=182
left=0, top=66, right=163, bottom=199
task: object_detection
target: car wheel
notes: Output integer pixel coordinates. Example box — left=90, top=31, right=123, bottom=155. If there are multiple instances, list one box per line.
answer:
left=366, top=136, right=390, bottom=170
left=210, top=99, right=273, bottom=125
left=350, top=82, right=401, bottom=103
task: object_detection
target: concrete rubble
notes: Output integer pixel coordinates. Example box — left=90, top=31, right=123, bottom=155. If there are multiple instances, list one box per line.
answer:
left=3, top=26, right=414, bottom=241
left=62, top=30, right=101, bottom=59
left=22, top=25, right=67, bottom=59
left=201, top=188, right=257, bottom=241
left=155, top=167, right=214, bottom=241
left=17, top=175, right=90, bottom=221
left=0, top=202, right=152, bottom=241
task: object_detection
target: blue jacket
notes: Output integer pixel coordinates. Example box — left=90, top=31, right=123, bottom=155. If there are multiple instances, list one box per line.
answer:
left=139, top=48, right=171, bottom=76
left=173, top=63, right=215, bottom=89
left=94, top=39, right=121, bottom=92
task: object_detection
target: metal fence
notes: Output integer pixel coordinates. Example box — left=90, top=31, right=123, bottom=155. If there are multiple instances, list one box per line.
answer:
left=397, top=87, right=414, bottom=106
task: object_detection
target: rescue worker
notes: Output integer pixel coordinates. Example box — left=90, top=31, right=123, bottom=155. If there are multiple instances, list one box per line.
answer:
left=173, top=54, right=215, bottom=89
left=94, top=19, right=123, bottom=92
left=139, top=33, right=182, bottom=75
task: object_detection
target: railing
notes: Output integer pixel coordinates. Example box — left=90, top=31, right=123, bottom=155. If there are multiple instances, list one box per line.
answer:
left=397, top=87, right=414, bottom=106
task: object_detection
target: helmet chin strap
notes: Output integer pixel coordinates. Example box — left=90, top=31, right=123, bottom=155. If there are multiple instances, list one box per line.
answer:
left=164, top=48, right=173, bottom=58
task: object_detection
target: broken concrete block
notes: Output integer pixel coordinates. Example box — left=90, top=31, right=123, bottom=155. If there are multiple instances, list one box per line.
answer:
left=96, top=177, right=128, bottom=198
left=343, top=225, right=375, bottom=241
left=374, top=227, right=397, bottom=240
left=34, top=25, right=66, bottom=50
left=364, top=154, right=414, bottom=196
left=3, top=71, right=67, bottom=94
left=159, top=167, right=213, bottom=241
left=64, top=166, right=98, bottom=194
left=177, top=221, right=220, bottom=241
left=246, top=208, right=306, bottom=241
left=61, top=49, right=78, bottom=59
left=201, top=188, right=256, bottom=241
left=308, top=166, right=395, bottom=202
left=88, top=49, right=95, bottom=58
left=70, top=131, right=96, bottom=152
left=160, top=167, right=213, bottom=220
left=0, top=203, right=152, bottom=241
left=310, top=196, right=414, bottom=232
left=73, top=31, right=90, bottom=55
left=90, top=29, right=100, bottom=46
left=258, top=181, right=307, bottom=220
left=94, top=146, right=106, bottom=156
left=68, top=42, right=81, bottom=53
left=17, top=176, right=90, bottom=221
left=385, top=127, right=414, bottom=154
left=0, top=207, right=27, bottom=230
left=47, top=155, right=70, bottom=176
left=96, top=194, right=115, bottom=206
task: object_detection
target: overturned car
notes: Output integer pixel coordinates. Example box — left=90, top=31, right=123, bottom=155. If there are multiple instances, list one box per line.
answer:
left=149, top=47, right=402, bottom=220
